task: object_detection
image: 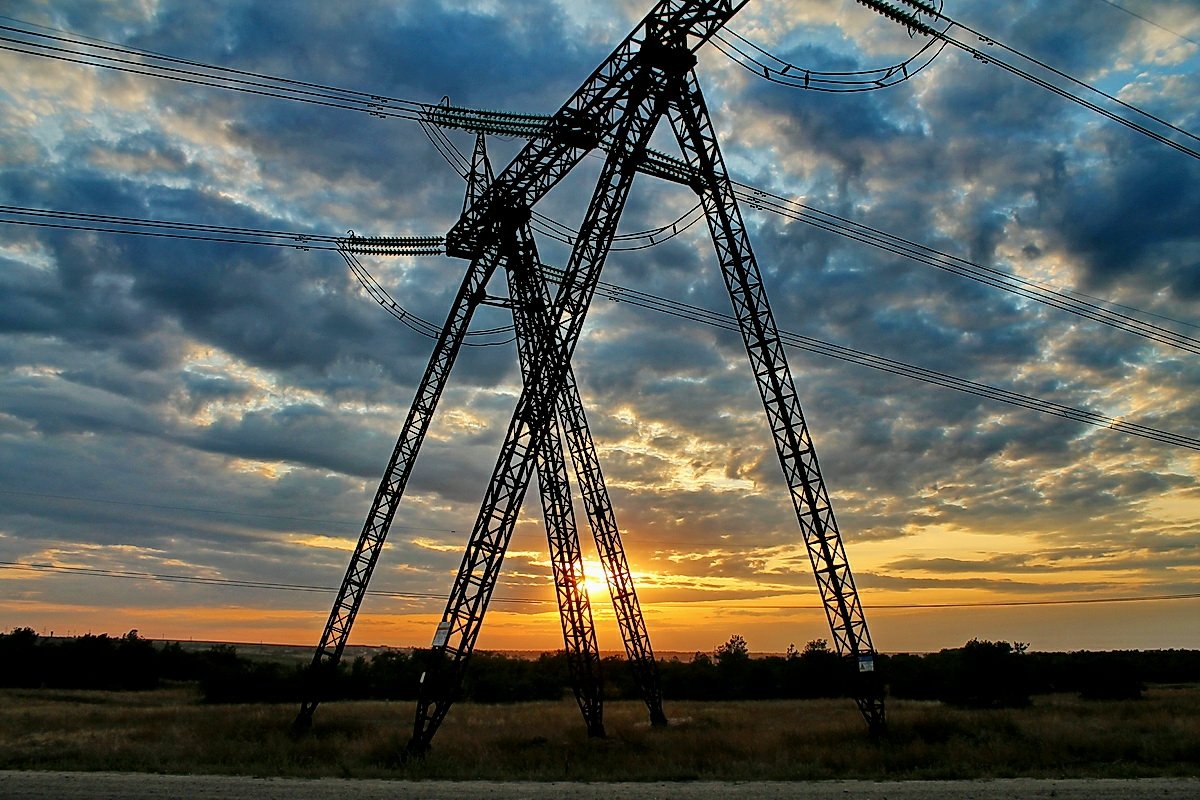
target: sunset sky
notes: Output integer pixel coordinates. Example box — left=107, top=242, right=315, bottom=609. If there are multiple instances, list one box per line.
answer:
left=1, top=0, right=1198, bottom=657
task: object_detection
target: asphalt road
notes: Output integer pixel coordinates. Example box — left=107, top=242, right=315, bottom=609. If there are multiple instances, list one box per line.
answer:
left=1, top=773, right=1198, bottom=800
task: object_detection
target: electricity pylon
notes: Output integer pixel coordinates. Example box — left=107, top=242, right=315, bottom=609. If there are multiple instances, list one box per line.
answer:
left=297, top=0, right=886, bottom=753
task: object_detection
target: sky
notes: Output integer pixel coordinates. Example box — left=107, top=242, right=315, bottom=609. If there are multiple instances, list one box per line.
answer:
left=0, top=0, right=1198, bottom=657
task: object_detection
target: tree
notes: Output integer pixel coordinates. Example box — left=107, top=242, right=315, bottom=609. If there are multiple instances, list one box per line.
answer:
left=714, top=634, right=749, bottom=665
left=712, top=634, right=754, bottom=699
left=944, top=638, right=1032, bottom=708
left=801, top=638, right=830, bottom=657
left=791, top=637, right=847, bottom=698
left=0, top=627, right=40, bottom=687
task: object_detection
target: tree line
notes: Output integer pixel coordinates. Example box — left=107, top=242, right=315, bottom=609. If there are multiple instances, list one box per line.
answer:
left=2, top=627, right=1198, bottom=707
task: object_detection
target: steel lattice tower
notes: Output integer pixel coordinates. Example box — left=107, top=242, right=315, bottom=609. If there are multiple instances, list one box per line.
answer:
left=295, top=0, right=886, bottom=753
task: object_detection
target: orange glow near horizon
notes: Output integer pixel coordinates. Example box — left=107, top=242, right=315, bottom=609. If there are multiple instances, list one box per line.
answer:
left=4, top=582, right=1199, bottom=654
left=5, top=495, right=1200, bottom=654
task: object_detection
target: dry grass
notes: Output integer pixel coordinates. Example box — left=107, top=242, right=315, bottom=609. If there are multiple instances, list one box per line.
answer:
left=1, top=685, right=1198, bottom=780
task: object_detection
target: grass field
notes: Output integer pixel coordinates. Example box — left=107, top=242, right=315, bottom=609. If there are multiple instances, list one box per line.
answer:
left=1, top=685, right=1198, bottom=780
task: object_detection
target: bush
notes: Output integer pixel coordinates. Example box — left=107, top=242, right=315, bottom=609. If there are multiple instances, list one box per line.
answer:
left=891, top=639, right=1032, bottom=709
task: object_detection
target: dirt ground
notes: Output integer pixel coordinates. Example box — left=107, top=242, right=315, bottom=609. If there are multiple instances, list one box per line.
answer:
left=1, top=773, right=1198, bottom=800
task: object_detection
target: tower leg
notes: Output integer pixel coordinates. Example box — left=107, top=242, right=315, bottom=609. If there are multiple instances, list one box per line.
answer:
left=407, top=75, right=674, bottom=756
left=523, top=256, right=669, bottom=728
left=458, top=131, right=606, bottom=738
left=506, top=234, right=606, bottom=739
left=668, top=69, right=886, bottom=734
left=294, top=239, right=507, bottom=731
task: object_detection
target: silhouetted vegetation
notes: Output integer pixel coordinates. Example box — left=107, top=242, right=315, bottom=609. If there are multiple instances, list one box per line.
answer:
left=0, top=627, right=171, bottom=690
left=3, top=627, right=1199, bottom=707
left=656, top=636, right=856, bottom=701
left=884, top=639, right=1033, bottom=708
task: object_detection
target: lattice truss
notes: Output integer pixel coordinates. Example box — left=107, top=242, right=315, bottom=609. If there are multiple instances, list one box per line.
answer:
left=293, top=0, right=886, bottom=754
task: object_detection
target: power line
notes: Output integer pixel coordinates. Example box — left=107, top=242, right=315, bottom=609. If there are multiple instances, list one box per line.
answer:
left=870, top=592, right=1200, bottom=610
left=0, top=560, right=545, bottom=606
left=421, top=119, right=1200, bottom=356
left=0, top=488, right=789, bottom=550
left=1, top=487, right=898, bottom=553
left=10, top=8, right=1196, bottom=155
left=418, top=108, right=1200, bottom=354
left=11, top=191, right=1199, bottom=360
left=571, top=265, right=1200, bottom=450
left=660, top=592, right=1200, bottom=611
left=730, top=186, right=1200, bottom=356
left=1090, top=0, right=1200, bottom=49
left=419, top=114, right=709, bottom=252
left=0, top=205, right=345, bottom=251
left=4, top=21, right=1197, bottom=355
left=855, top=0, right=1200, bottom=160
left=3, top=205, right=1197, bottom=450
left=0, top=488, right=457, bottom=534
left=713, top=1, right=951, bottom=92
left=0, top=24, right=432, bottom=123
left=9, top=489, right=1200, bottom=603
left=338, top=245, right=517, bottom=346
left=0, top=205, right=497, bottom=346
left=712, top=29, right=947, bottom=92
left=2, top=559, right=1196, bottom=612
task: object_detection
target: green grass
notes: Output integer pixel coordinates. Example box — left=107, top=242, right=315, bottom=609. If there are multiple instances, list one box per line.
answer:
left=2, top=685, right=1198, bottom=780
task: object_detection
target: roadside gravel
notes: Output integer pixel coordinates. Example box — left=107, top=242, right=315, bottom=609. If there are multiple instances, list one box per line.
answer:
left=2, top=772, right=1198, bottom=800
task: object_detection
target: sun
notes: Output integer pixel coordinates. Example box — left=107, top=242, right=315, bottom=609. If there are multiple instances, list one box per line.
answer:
left=580, top=558, right=611, bottom=601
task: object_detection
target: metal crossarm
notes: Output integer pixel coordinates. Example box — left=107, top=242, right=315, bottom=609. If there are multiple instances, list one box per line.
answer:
left=445, top=0, right=744, bottom=259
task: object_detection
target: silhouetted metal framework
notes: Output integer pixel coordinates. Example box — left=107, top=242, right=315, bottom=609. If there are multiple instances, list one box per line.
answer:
left=477, top=133, right=606, bottom=738
left=298, top=0, right=885, bottom=752
left=295, top=130, right=668, bottom=736
left=665, top=68, right=885, bottom=728
left=505, top=226, right=605, bottom=737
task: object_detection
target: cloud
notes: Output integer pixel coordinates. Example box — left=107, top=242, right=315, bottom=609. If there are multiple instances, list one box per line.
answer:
left=0, top=0, right=1197, bottom=652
